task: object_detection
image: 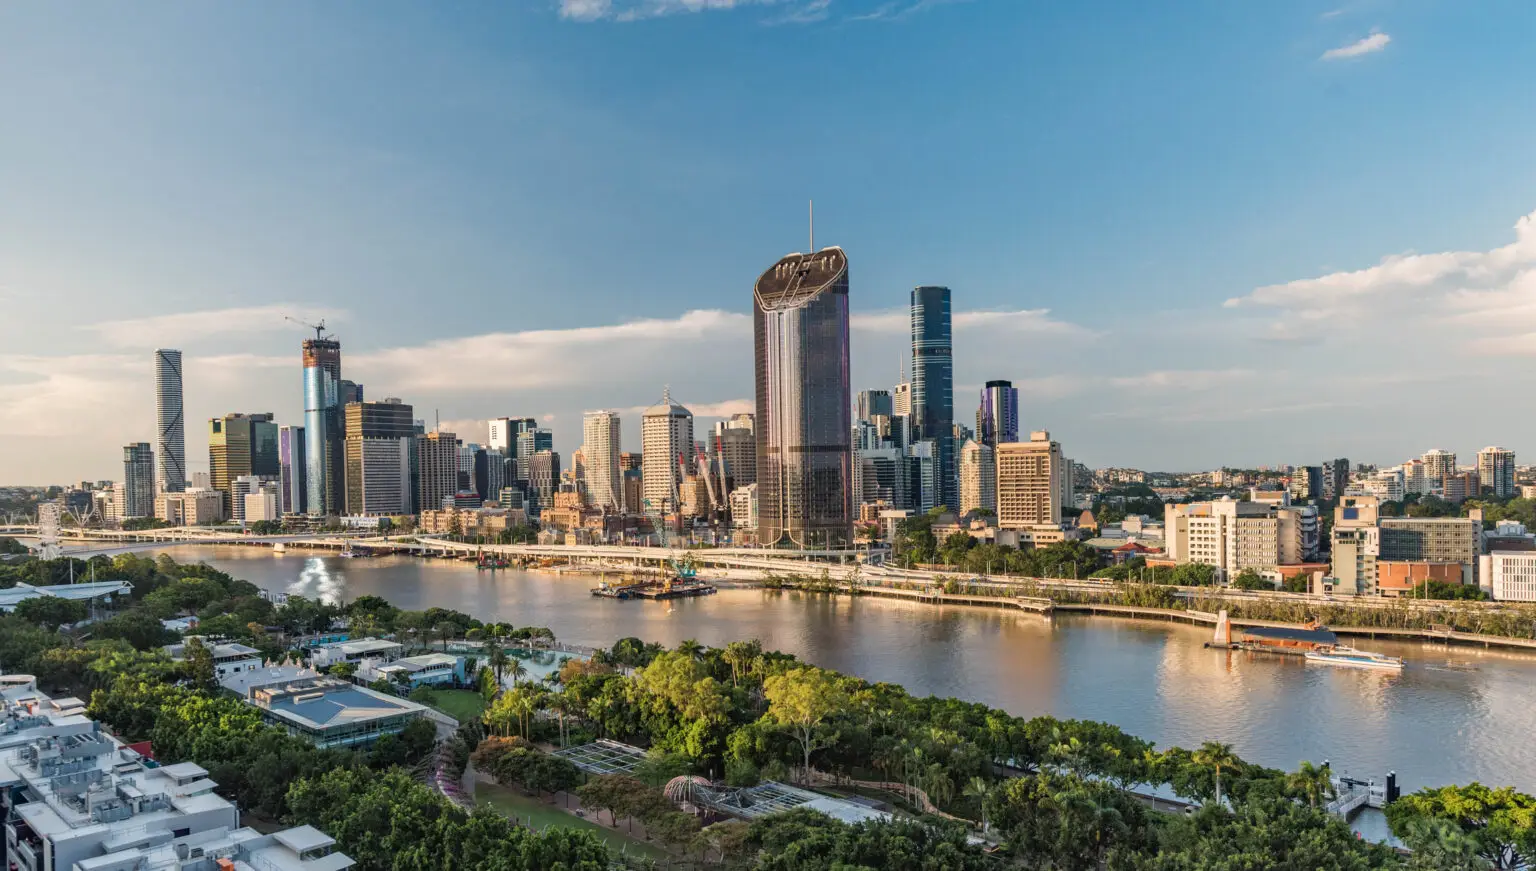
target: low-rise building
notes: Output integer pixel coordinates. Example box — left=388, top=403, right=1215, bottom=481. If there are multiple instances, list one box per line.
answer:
left=357, top=653, right=461, bottom=689
left=1482, top=551, right=1536, bottom=602
left=163, top=639, right=263, bottom=680
left=248, top=676, right=429, bottom=749
left=308, top=638, right=403, bottom=670
left=154, top=489, right=224, bottom=526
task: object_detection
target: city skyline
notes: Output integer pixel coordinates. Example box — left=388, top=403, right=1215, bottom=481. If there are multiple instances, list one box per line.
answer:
left=3, top=3, right=1536, bottom=482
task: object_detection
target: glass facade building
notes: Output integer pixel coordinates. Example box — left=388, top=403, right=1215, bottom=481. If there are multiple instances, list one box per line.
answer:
left=303, top=338, right=344, bottom=515
left=278, top=425, right=307, bottom=515
left=977, top=379, right=1019, bottom=447
left=910, top=286, right=955, bottom=511
left=154, top=349, right=185, bottom=494
left=753, top=247, right=852, bottom=548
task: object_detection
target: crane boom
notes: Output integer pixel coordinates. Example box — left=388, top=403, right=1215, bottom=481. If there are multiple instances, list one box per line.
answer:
left=284, top=315, right=329, bottom=341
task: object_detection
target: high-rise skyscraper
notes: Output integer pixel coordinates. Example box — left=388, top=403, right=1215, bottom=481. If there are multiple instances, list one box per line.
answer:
left=977, top=380, right=1019, bottom=447
left=642, top=389, right=693, bottom=514
left=892, top=383, right=912, bottom=417
left=958, top=439, right=995, bottom=516
left=208, top=413, right=277, bottom=516
left=344, top=399, right=416, bottom=516
left=1479, top=446, right=1516, bottom=498
left=911, top=286, right=955, bottom=511
left=516, top=429, right=553, bottom=484
left=754, top=247, right=852, bottom=547
left=154, top=349, right=185, bottom=494
left=278, top=426, right=307, bottom=515
left=302, top=335, right=344, bottom=515
left=416, top=431, right=460, bottom=512
left=582, top=411, right=623, bottom=512
left=1421, top=449, right=1457, bottom=486
left=527, top=450, right=561, bottom=518
left=122, top=443, right=154, bottom=519
left=711, top=414, right=757, bottom=492
left=856, top=390, right=892, bottom=422
left=488, top=417, right=537, bottom=455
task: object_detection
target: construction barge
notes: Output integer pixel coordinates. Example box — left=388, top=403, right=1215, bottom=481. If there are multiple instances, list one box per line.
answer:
left=592, top=577, right=719, bottom=601
left=1204, top=610, right=1404, bottom=669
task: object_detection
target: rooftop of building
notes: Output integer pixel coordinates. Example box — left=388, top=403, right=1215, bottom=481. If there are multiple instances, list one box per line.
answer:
left=163, top=639, right=262, bottom=661
left=313, top=637, right=403, bottom=657
left=75, top=824, right=354, bottom=871
left=0, top=580, right=134, bottom=612
left=754, top=247, right=848, bottom=311
left=252, top=678, right=426, bottom=731
left=220, top=665, right=319, bottom=698
left=378, top=653, right=458, bottom=673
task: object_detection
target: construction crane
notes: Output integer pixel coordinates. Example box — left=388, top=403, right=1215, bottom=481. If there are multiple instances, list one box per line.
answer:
left=284, top=315, right=330, bottom=341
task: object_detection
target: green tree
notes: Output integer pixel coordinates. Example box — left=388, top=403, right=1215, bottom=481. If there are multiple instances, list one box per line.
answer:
left=763, top=667, right=846, bottom=780
left=1231, top=569, right=1272, bottom=591
left=1193, top=741, right=1241, bottom=806
left=181, top=637, right=218, bottom=691
left=1386, top=783, right=1536, bottom=871
left=14, top=596, right=89, bottom=630
left=1285, top=760, right=1335, bottom=809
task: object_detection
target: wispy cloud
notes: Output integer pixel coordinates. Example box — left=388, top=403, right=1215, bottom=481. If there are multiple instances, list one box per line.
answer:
left=850, top=307, right=1088, bottom=335
left=1110, top=369, right=1258, bottom=391
left=560, top=0, right=961, bottom=23
left=1321, top=31, right=1391, bottom=60
left=83, top=304, right=344, bottom=347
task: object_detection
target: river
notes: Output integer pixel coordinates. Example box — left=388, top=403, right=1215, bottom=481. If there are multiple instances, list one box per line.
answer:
left=157, top=546, right=1536, bottom=839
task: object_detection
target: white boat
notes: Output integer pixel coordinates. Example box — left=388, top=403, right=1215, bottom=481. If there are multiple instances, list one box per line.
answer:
left=272, top=543, right=286, bottom=554
left=1305, top=646, right=1405, bottom=671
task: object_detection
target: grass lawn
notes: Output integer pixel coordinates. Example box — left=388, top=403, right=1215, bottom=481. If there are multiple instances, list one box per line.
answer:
left=429, top=689, right=487, bottom=723
left=475, top=783, right=668, bottom=861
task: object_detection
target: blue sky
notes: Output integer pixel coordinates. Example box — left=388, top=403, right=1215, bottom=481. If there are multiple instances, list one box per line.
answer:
left=2, top=0, right=1534, bottom=483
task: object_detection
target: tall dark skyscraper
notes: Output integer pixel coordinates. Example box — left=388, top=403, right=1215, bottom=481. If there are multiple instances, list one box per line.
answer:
left=278, top=425, right=307, bottom=515
left=122, top=443, right=154, bottom=518
left=754, top=247, right=852, bottom=547
left=977, top=379, right=1019, bottom=447
left=303, top=336, right=344, bottom=515
left=910, top=286, right=955, bottom=511
left=855, top=389, right=892, bottom=422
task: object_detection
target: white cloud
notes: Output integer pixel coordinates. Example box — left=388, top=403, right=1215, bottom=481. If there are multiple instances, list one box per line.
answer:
left=83, top=304, right=345, bottom=347
left=850, top=307, right=1086, bottom=335
left=1321, top=32, right=1391, bottom=60
left=1110, top=369, right=1258, bottom=391
left=562, top=0, right=786, bottom=22
left=1221, top=209, right=1536, bottom=352
left=352, top=309, right=749, bottom=393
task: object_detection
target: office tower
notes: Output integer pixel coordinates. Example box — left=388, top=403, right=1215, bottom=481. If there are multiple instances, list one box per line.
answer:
left=122, top=443, right=154, bottom=518
left=208, top=413, right=276, bottom=515
left=230, top=475, right=260, bottom=522
left=488, top=417, right=537, bottom=455
left=1479, top=446, right=1516, bottom=498
left=1322, top=458, right=1350, bottom=502
left=642, top=388, right=694, bottom=514
left=977, top=380, right=1019, bottom=447
left=527, top=450, right=561, bottom=518
left=958, top=439, right=996, bottom=515
left=907, top=441, right=937, bottom=514
left=753, top=247, right=853, bottom=547
left=711, top=415, right=757, bottom=491
left=154, top=349, right=186, bottom=494
left=911, top=286, right=955, bottom=511
left=344, top=399, right=416, bottom=516
left=583, top=411, right=623, bottom=511
left=1290, top=465, right=1322, bottom=501
left=622, top=469, right=644, bottom=520
left=856, top=390, right=892, bottom=422
left=569, top=448, right=588, bottom=502
left=302, top=335, right=344, bottom=515
left=619, top=452, right=642, bottom=472
left=244, top=486, right=280, bottom=522
left=417, top=431, right=460, bottom=512
left=892, top=382, right=912, bottom=417
left=278, top=426, right=307, bottom=515
left=471, top=447, right=507, bottom=503
left=1421, top=449, right=1457, bottom=486
left=516, top=428, right=553, bottom=483
left=996, top=431, right=1065, bottom=531
left=191, top=471, right=211, bottom=490
left=856, top=448, right=907, bottom=508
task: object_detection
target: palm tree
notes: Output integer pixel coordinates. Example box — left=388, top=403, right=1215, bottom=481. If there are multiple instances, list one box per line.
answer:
left=923, top=763, right=954, bottom=808
left=507, top=658, right=528, bottom=687
left=678, top=639, right=705, bottom=661
left=488, top=643, right=510, bottom=687
left=963, top=777, right=993, bottom=833
left=1193, top=741, right=1241, bottom=806
left=1285, top=761, right=1334, bottom=809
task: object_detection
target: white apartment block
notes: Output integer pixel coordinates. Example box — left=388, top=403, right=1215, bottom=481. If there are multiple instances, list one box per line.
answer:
left=1164, top=497, right=1314, bottom=580
left=641, top=391, right=693, bottom=514
left=0, top=676, right=352, bottom=871
left=581, top=411, right=623, bottom=512
left=1482, top=551, right=1536, bottom=602
left=958, top=440, right=996, bottom=515
left=1479, top=446, right=1516, bottom=498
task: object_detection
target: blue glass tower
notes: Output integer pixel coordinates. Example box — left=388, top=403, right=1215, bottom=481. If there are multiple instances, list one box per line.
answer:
left=910, top=286, right=955, bottom=511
